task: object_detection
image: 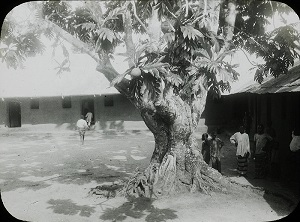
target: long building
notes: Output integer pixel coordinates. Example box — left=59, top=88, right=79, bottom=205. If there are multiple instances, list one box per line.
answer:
left=0, top=46, right=146, bottom=131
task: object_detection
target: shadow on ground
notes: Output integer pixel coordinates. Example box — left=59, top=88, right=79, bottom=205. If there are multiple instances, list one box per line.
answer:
left=197, top=131, right=299, bottom=217
left=100, top=197, right=178, bottom=222
left=47, top=199, right=95, bottom=217
left=217, top=133, right=300, bottom=217
left=263, top=190, right=298, bottom=216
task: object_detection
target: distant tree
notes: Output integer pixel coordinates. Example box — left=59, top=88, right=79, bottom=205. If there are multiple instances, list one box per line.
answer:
left=1, top=0, right=299, bottom=197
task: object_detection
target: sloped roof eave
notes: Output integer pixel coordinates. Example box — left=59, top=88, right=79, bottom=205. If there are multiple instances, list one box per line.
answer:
left=230, top=65, right=300, bottom=95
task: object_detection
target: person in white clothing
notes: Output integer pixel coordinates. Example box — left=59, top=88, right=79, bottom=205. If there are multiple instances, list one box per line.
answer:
left=230, top=126, right=251, bottom=176
left=290, top=127, right=300, bottom=196
left=290, top=130, right=300, bottom=152
left=76, top=115, right=88, bottom=145
left=85, top=112, right=93, bottom=128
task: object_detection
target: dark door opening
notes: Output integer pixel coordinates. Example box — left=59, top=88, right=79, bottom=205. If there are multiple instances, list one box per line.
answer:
left=81, top=99, right=95, bottom=125
left=8, top=101, right=21, bottom=127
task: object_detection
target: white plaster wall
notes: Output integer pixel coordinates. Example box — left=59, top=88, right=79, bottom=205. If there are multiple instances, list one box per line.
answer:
left=0, top=94, right=147, bottom=131
left=0, top=100, right=7, bottom=128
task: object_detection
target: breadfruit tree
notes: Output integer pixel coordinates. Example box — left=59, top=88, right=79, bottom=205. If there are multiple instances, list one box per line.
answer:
left=1, top=0, right=299, bottom=197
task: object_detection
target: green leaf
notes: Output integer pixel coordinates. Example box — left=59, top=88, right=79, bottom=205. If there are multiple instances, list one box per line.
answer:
left=162, top=33, right=175, bottom=43
left=216, top=50, right=234, bottom=62
left=142, top=62, right=169, bottom=71
left=157, top=66, right=168, bottom=75
left=135, top=44, right=148, bottom=62
left=166, top=72, right=183, bottom=87
left=98, top=28, right=115, bottom=43
left=61, top=45, right=69, bottom=57
left=195, top=49, right=210, bottom=59
left=60, top=58, right=69, bottom=67
left=254, top=67, right=264, bottom=83
left=180, top=25, right=203, bottom=40
left=218, top=69, right=231, bottom=82
left=151, top=68, right=160, bottom=78
left=80, top=22, right=96, bottom=30
left=156, top=55, right=166, bottom=63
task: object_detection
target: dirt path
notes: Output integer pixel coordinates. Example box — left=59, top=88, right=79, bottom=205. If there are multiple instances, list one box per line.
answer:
left=0, top=129, right=298, bottom=221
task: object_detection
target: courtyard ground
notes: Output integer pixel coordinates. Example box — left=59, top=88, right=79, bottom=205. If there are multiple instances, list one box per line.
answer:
left=0, top=127, right=299, bottom=222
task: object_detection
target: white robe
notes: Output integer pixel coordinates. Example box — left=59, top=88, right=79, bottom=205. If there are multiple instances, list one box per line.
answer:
left=230, top=132, right=250, bottom=156
left=290, top=134, right=300, bottom=152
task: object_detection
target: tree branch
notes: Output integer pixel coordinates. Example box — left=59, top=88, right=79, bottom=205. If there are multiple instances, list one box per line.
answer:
left=123, top=8, right=136, bottom=67
left=186, top=75, right=208, bottom=130
left=83, top=1, right=104, bottom=26
left=223, top=0, right=237, bottom=42
left=203, top=0, right=207, bottom=15
left=40, top=19, right=133, bottom=98
left=96, top=52, right=132, bottom=97
left=131, top=1, right=148, bottom=33
left=238, top=47, right=258, bottom=66
left=39, top=19, right=100, bottom=63
left=148, top=7, right=162, bottom=47
left=185, top=0, right=189, bottom=17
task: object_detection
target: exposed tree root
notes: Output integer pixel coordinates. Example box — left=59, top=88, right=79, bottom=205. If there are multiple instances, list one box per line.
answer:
left=89, top=183, right=124, bottom=198
left=89, top=152, right=236, bottom=200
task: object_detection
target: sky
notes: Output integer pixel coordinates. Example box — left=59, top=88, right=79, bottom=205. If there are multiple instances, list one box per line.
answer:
left=1, top=1, right=299, bottom=97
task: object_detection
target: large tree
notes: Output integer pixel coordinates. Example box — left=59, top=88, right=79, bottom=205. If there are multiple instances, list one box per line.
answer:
left=1, top=0, right=300, bottom=197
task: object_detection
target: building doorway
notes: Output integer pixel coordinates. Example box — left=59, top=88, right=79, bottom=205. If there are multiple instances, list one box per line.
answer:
left=81, top=99, right=95, bottom=125
left=8, top=101, right=21, bottom=127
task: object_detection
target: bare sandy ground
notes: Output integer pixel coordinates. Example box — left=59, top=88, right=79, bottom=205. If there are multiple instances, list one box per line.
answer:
left=0, top=129, right=299, bottom=221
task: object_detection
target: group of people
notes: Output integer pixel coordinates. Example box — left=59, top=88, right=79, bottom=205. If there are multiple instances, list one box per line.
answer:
left=76, top=111, right=93, bottom=145
left=201, top=131, right=224, bottom=173
left=201, top=125, right=252, bottom=176
left=201, top=123, right=278, bottom=178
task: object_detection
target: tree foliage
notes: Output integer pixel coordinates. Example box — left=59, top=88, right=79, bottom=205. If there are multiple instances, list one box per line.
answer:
left=1, top=0, right=299, bottom=92
left=228, top=0, right=300, bottom=83
left=0, top=17, right=45, bottom=69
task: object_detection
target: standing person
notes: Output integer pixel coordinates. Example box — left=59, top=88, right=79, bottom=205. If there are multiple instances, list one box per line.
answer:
left=85, top=111, right=93, bottom=128
left=253, top=124, right=273, bottom=179
left=265, top=121, right=279, bottom=180
left=230, top=126, right=251, bottom=177
left=290, top=128, right=300, bottom=152
left=210, top=131, right=224, bottom=173
left=290, top=127, right=300, bottom=196
left=201, top=133, right=211, bottom=165
left=76, top=115, right=88, bottom=145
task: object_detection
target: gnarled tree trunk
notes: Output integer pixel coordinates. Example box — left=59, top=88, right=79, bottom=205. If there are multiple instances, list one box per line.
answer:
left=122, top=88, right=230, bottom=198
left=90, top=1, right=233, bottom=198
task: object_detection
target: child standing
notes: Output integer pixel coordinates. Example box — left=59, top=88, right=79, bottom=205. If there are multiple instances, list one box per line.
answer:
left=210, top=132, right=224, bottom=173
left=76, top=115, right=88, bottom=145
left=85, top=111, right=93, bottom=128
left=201, top=133, right=211, bottom=165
